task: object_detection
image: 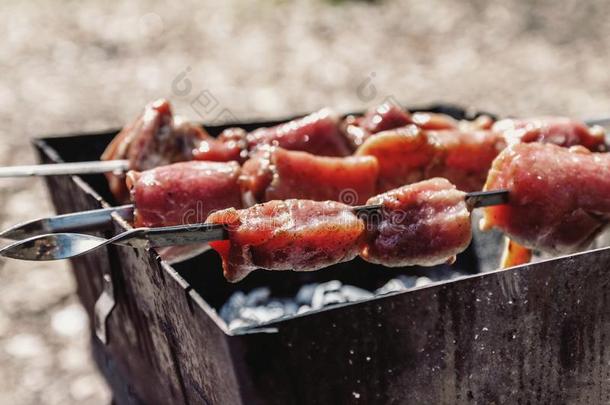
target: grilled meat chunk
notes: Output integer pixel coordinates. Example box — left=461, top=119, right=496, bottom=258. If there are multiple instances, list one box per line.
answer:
left=127, top=161, right=242, bottom=228
left=412, top=112, right=459, bottom=130
left=356, top=125, right=505, bottom=192
left=247, top=108, right=351, bottom=157
left=492, top=117, right=606, bottom=151
left=361, top=178, right=472, bottom=267
left=359, top=103, right=413, bottom=134
left=102, top=99, right=228, bottom=201
left=207, top=200, right=365, bottom=282
left=499, top=237, right=532, bottom=268
left=355, top=125, right=437, bottom=191
left=481, top=143, right=610, bottom=253
left=425, top=129, right=507, bottom=192
left=343, top=103, right=413, bottom=148
left=192, top=127, right=248, bottom=163
left=356, top=117, right=604, bottom=194
left=240, top=146, right=379, bottom=205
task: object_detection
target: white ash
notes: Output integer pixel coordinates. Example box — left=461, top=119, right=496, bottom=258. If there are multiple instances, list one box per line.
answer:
left=221, top=271, right=467, bottom=330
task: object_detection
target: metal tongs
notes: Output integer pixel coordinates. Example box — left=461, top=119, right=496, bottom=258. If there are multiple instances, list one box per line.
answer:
left=0, top=190, right=508, bottom=261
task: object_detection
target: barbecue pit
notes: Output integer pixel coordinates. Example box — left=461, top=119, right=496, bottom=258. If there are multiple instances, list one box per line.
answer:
left=34, top=105, right=610, bottom=404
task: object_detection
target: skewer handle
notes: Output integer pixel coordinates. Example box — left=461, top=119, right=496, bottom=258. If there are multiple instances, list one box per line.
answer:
left=0, top=205, right=134, bottom=240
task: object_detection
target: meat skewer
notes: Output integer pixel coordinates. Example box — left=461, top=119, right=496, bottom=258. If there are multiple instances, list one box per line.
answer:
left=0, top=149, right=396, bottom=241
left=0, top=99, right=351, bottom=198
left=481, top=142, right=610, bottom=254
left=2, top=116, right=603, bottom=241
left=356, top=116, right=606, bottom=193
left=127, top=114, right=608, bottom=229
left=2, top=99, right=602, bottom=177
left=0, top=102, right=606, bottom=267
left=0, top=186, right=508, bottom=283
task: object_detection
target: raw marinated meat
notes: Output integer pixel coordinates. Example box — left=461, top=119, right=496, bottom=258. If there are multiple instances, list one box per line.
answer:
left=102, top=99, right=208, bottom=201
left=425, top=129, right=507, bottom=192
left=481, top=143, right=610, bottom=253
left=492, top=117, right=606, bottom=152
left=355, top=125, right=437, bottom=191
left=412, top=112, right=458, bottom=130
left=240, top=146, right=379, bottom=205
left=342, top=103, right=412, bottom=148
left=361, top=178, right=472, bottom=267
left=192, top=127, right=248, bottom=163
left=206, top=200, right=365, bottom=282
left=356, top=126, right=505, bottom=192
left=246, top=108, right=351, bottom=157
left=127, top=161, right=242, bottom=228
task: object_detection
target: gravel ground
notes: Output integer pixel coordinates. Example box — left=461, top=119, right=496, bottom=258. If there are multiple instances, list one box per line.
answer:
left=2, top=0, right=610, bottom=403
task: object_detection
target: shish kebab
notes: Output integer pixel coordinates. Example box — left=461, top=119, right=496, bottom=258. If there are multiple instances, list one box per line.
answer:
left=0, top=99, right=604, bottom=185
left=3, top=97, right=604, bottom=220
left=0, top=99, right=606, bottom=270
left=152, top=142, right=610, bottom=278
left=3, top=140, right=610, bottom=281
left=99, top=100, right=609, bottom=233
left=0, top=101, right=606, bottom=262
left=4, top=140, right=610, bottom=282
left=1, top=116, right=602, bottom=241
left=0, top=179, right=507, bottom=282
left=98, top=100, right=609, bottom=201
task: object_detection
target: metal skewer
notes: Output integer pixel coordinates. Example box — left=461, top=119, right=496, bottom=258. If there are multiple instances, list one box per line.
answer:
left=0, top=118, right=606, bottom=178
left=0, top=190, right=509, bottom=261
left=0, top=205, right=133, bottom=240
left=0, top=190, right=509, bottom=241
left=0, top=159, right=130, bottom=178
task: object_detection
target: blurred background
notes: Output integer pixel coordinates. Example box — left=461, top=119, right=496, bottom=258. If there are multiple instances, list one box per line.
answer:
left=1, top=0, right=610, bottom=403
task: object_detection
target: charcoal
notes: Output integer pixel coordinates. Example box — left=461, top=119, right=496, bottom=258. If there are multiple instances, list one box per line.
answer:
left=283, top=302, right=299, bottom=316
left=267, top=300, right=284, bottom=309
left=297, top=305, right=312, bottom=314
left=220, top=268, right=461, bottom=331
left=415, top=277, right=433, bottom=287
left=240, top=306, right=285, bottom=323
left=219, top=291, right=246, bottom=322
left=245, top=287, right=271, bottom=306
left=322, top=291, right=348, bottom=307
left=397, top=275, right=417, bottom=288
left=295, top=283, right=317, bottom=305
left=341, top=285, right=374, bottom=302
left=322, top=280, right=342, bottom=292
left=311, top=280, right=343, bottom=309
left=228, top=319, right=254, bottom=330
left=375, top=279, right=406, bottom=295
